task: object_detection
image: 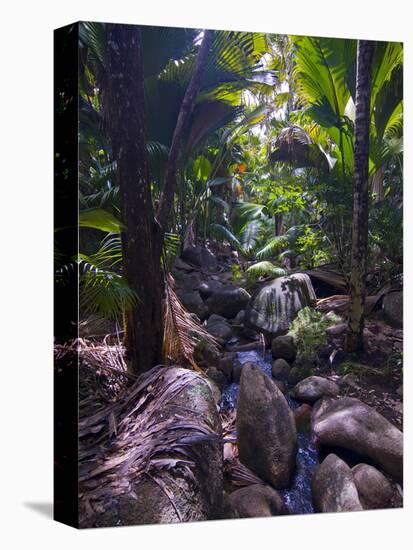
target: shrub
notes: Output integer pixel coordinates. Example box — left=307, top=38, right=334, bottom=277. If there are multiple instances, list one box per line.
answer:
left=288, top=307, right=341, bottom=362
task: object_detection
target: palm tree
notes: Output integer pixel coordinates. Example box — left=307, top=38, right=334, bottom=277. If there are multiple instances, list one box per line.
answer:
left=346, top=40, right=375, bottom=352
left=99, top=25, right=213, bottom=373
left=79, top=24, right=274, bottom=374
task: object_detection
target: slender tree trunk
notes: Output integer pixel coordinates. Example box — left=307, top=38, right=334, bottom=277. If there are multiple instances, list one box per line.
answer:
left=346, top=40, right=375, bottom=352
left=102, top=24, right=163, bottom=373
left=372, top=167, right=384, bottom=203
left=155, top=30, right=214, bottom=248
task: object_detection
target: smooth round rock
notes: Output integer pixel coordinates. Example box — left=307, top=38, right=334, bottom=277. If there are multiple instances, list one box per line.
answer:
left=312, top=454, right=363, bottom=513
left=352, top=463, right=393, bottom=510
left=312, top=397, right=403, bottom=482
left=271, top=335, right=297, bottom=362
left=225, top=484, right=285, bottom=518
left=271, top=358, right=291, bottom=380
left=291, top=376, right=339, bottom=404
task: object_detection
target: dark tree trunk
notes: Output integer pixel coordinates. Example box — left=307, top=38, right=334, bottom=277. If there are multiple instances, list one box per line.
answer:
left=102, top=24, right=163, bottom=373
left=346, top=40, right=375, bottom=352
left=101, top=27, right=213, bottom=374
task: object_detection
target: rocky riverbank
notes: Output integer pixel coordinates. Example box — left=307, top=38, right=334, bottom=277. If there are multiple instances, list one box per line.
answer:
left=77, top=244, right=403, bottom=525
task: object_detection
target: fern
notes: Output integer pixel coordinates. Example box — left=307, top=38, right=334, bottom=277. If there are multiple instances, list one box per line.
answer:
left=288, top=306, right=341, bottom=362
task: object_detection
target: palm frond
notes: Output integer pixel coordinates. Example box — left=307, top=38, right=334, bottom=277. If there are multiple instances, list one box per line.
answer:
left=240, top=220, right=261, bottom=252
left=79, top=207, right=124, bottom=233
left=255, top=234, right=290, bottom=259
left=163, top=274, right=220, bottom=369
left=210, top=223, right=245, bottom=255
left=246, top=261, right=287, bottom=282
left=79, top=261, right=139, bottom=322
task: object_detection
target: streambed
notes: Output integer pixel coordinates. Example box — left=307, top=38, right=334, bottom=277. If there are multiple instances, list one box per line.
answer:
left=219, top=350, right=319, bottom=514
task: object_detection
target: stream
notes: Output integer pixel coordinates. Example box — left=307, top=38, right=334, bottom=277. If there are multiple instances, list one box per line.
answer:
left=219, top=350, right=319, bottom=515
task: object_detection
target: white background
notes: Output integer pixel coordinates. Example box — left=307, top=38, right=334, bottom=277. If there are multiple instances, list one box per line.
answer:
left=0, top=0, right=410, bottom=547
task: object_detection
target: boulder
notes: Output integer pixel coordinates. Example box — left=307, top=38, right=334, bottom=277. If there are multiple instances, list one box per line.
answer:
left=206, top=366, right=228, bottom=389
left=338, top=373, right=360, bottom=391
left=352, top=463, right=393, bottom=510
left=383, top=291, right=403, bottom=327
left=325, top=323, right=347, bottom=337
left=181, top=245, right=218, bottom=270
left=174, top=271, right=203, bottom=291
left=236, top=363, right=297, bottom=488
left=194, top=339, right=220, bottom=369
left=234, top=309, right=246, bottom=325
left=206, top=287, right=251, bottom=319
left=206, top=314, right=234, bottom=343
left=271, top=358, right=291, bottom=380
left=198, top=280, right=225, bottom=299
left=288, top=366, right=310, bottom=386
left=80, top=368, right=223, bottom=527
left=312, top=454, right=363, bottom=513
left=274, top=380, right=287, bottom=394
left=312, top=397, right=403, bottom=481
left=217, top=353, right=236, bottom=380
left=172, top=257, right=193, bottom=271
left=291, top=376, right=339, bottom=404
left=178, top=290, right=207, bottom=320
left=225, top=484, right=286, bottom=518
left=245, top=273, right=316, bottom=337
left=271, top=335, right=297, bottom=362
left=294, top=404, right=312, bottom=431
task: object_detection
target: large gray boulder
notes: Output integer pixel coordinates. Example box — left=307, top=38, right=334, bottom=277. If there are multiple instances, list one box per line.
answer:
left=352, top=464, right=393, bottom=510
left=80, top=368, right=223, bottom=527
left=312, top=454, right=363, bottom=513
left=291, top=376, right=339, bottom=404
left=383, top=291, right=402, bottom=328
left=181, top=245, right=218, bottom=270
left=206, top=287, right=251, bottom=319
left=245, top=273, right=316, bottom=337
left=198, top=280, right=225, bottom=299
left=236, top=363, right=297, bottom=489
left=312, top=397, right=403, bottom=481
left=225, top=484, right=286, bottom=518
left=177, top=290, right=207, bottom=320
left=206, top=314, right=234, bottom=343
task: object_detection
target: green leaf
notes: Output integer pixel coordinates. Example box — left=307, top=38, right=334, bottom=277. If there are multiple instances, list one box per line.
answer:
left=79, top=208, right=124, bottom=233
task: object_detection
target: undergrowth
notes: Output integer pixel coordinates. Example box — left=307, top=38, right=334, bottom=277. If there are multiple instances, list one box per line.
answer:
left=288, top=306, right=341, bottom=362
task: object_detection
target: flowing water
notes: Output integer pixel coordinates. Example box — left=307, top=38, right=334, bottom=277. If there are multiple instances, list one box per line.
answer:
left=219, top=350, right=319, bottom=514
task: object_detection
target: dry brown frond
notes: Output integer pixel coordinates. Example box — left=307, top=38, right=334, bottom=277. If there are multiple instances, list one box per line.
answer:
left=77, top=366, right=220, bottom=525
left=163, top=273, right=220, bottom=370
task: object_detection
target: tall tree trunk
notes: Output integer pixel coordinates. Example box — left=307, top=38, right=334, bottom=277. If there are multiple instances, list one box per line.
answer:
left=346, top=40, right=375, bottom=352
left=102, top=24, right=163, bottom=373
left=155, top=30, right=214, bottom=247
left=102, top=27, right=213, bottom=374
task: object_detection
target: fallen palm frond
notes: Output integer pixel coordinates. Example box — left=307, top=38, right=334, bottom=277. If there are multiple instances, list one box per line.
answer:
left=220, top=408, right=265, bottom=488
left=77, top=365, right=220, bottom=525
left=55, top=337, right=131, bottom=414
left=163, top=273, right=220, bottom=369
left=316, top=291, right=388, bottom=316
